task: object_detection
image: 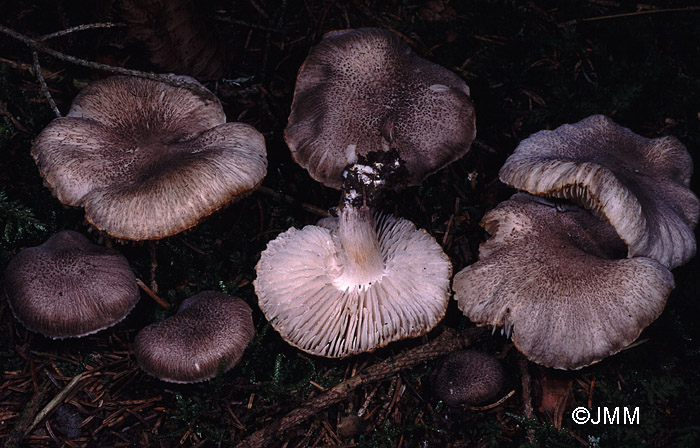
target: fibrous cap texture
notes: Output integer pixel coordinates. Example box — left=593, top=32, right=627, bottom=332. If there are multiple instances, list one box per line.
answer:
left=453, top=193, right=675, bottom=370
left=4, top=230, right=139, bottom=338
left=134, top=291, right=255, bottom=383
left=285, top=27, right=476, bottom=189
left=32, top=75, right=267, bottom=241
left=499, top=114, right=699, bottom=269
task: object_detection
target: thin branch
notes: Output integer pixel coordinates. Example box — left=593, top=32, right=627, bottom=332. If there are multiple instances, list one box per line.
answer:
left=31, top=50, right=60, bottom=118
left=256, top=185, right=330, bottom=217
left=136, top=278, right=169, bottom=308
left=30, top=371, right=88, bottom=432
left=236, top=328, right=485, bottom=448
left=468, top=389, right=516, bottom=411
left=0, top=24, right=217, bottom=101
left=4, top=386, right=50, bottom=448
left=215, top=16, right=282, bottom=34
left=149, top=242, right=159, bottom=294
left=519, top=357, right=536, bottom=444
left=5, top=371, right=90, bottom=448
left=38, top=22, right=126, bottom=41
left=560, top=6, right=700, bottom=26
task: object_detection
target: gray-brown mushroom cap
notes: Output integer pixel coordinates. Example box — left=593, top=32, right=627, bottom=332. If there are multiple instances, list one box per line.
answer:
left=3, top=230, right=140, bottom=339
left=31, top=75, right=267, bottom=241
left=285, top=27, right=476, bottom=189
left=133, top=291, right=255, bottom=383
left=254, top=206, right=452, bottom=358
left=499, top=114, right=700, bottom=269
left=453, top=193, right=675, bottom=370
left=432, top=350, right=504, bottom=406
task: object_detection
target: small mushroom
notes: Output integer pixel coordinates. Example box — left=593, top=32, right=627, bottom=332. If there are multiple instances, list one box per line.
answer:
left=133, top=291, right=254, bottom=383
left=432, top=350, right=504, bottom=406
left=3, top=231, right=140, bottom=338
left=285, top=27, right=476, bottom=189
left=254, top=203, right=451, bottom=358
left=32, top=75, right=267, bottom=241
left=499, top=114, right=699, bottom=269
left=453, top=193, right=675, bottom=370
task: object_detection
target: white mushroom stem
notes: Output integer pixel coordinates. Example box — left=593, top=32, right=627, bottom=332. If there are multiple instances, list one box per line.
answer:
left=333, top=205, right=385, bottom=290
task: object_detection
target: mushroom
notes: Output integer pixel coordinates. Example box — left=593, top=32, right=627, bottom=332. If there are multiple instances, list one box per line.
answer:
left=499, top=114, right=700, bottom=269
left=453, top=193, right=675, bottom=370
left=3, top=230, right=140, bottom=338
left=133, top=291, right=254, bottom=383
left=31, top=75, right=267, bottom=241
left=254, top=203, right=452, bottom=358
left=285, top=27, right=476, bottom=189
left=431, top=350, right=504, bottom=406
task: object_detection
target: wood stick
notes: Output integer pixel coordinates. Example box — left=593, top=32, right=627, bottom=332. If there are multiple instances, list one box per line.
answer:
left=236, top=328, right=483, bottom=448
left=135, top=278, right=169, bottom=308
left=4, top=386, right=50, bottom=448
left=256, top=185, right=330, bottom=217
left=4, top=372, right=87, bottom=448
left=560, top=6, right=700, bottom=26
left=31, top=50, right=60, bottom=117
left=38, top=22, right=125, bottom=42
left=0, top=24, right=217, bottom=100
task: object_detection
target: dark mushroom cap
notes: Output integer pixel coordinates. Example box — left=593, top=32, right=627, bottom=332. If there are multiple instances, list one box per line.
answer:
left=499, top=114, right=700, bottom=269
left=453, top=193, right=675, bottom=370
left=3, top=231, right=139, bottom=338
left=32, top=75, right=267, bottom=241
left=432, top=350, right=504, bottom=406
left=285, top=27, right=476, bottom=189
left=134, top=291, right=255, bottom=383
left=255, top=206, right=451, bottom=358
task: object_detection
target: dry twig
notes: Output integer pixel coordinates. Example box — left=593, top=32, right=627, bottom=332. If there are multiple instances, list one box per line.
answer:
left=560, top=6, right=700, bottom=26
left=5, top=371, right=88, bottom=448
left=256, top=185, right=330, bottom=217
left=135, top=278, right=169, bottom=308
left=237, top=328, right=484, bottom=448
left=0, top=24, right=217, bottom=100
left=31, top=50, right=60, bottom=117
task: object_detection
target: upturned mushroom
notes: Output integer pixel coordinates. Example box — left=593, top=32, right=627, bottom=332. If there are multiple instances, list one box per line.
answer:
left=3, top=230, right=140, bottom=338
left=285, top=27, right=476, bottom=189
left=133, top=291, right=254, bottom=383
left=453, top=193, right=675, bottom=370
left=255, top=201, right=451, bottom=358
left=499, top=115, right=699, bottom=269
left=432, top=350, right=504, bottom=406
left=32, top=75, right=267, bottom=241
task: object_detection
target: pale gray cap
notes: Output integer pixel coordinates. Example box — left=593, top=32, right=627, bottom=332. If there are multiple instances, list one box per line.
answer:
left=499, top=114, right=699, bottom=269
left=453, top=193, right=675, bottom=370
left=133, top=291, right=255, bottom=383
left=4, top=231, right=140, bottom=338
left=285, top=27, right=476, bottom=189
left=32, top=75, right=267, bottom=241
left=254, top=207, right=451, bottom=358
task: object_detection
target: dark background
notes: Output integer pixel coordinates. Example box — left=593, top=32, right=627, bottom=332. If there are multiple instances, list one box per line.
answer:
left=1, top=0, right=699, bottom=446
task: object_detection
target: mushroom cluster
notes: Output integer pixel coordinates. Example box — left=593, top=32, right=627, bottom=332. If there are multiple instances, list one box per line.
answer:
left=499, top=114, right=699, bottom=269
left=3, top=74, right=267, bottom=384
left=454, top=116, right=698, bottom=369
left=255, top=27, right=476, bottom=357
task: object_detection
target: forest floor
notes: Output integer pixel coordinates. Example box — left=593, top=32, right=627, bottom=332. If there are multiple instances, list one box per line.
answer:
left=1, top=0, right=700, bottom=447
